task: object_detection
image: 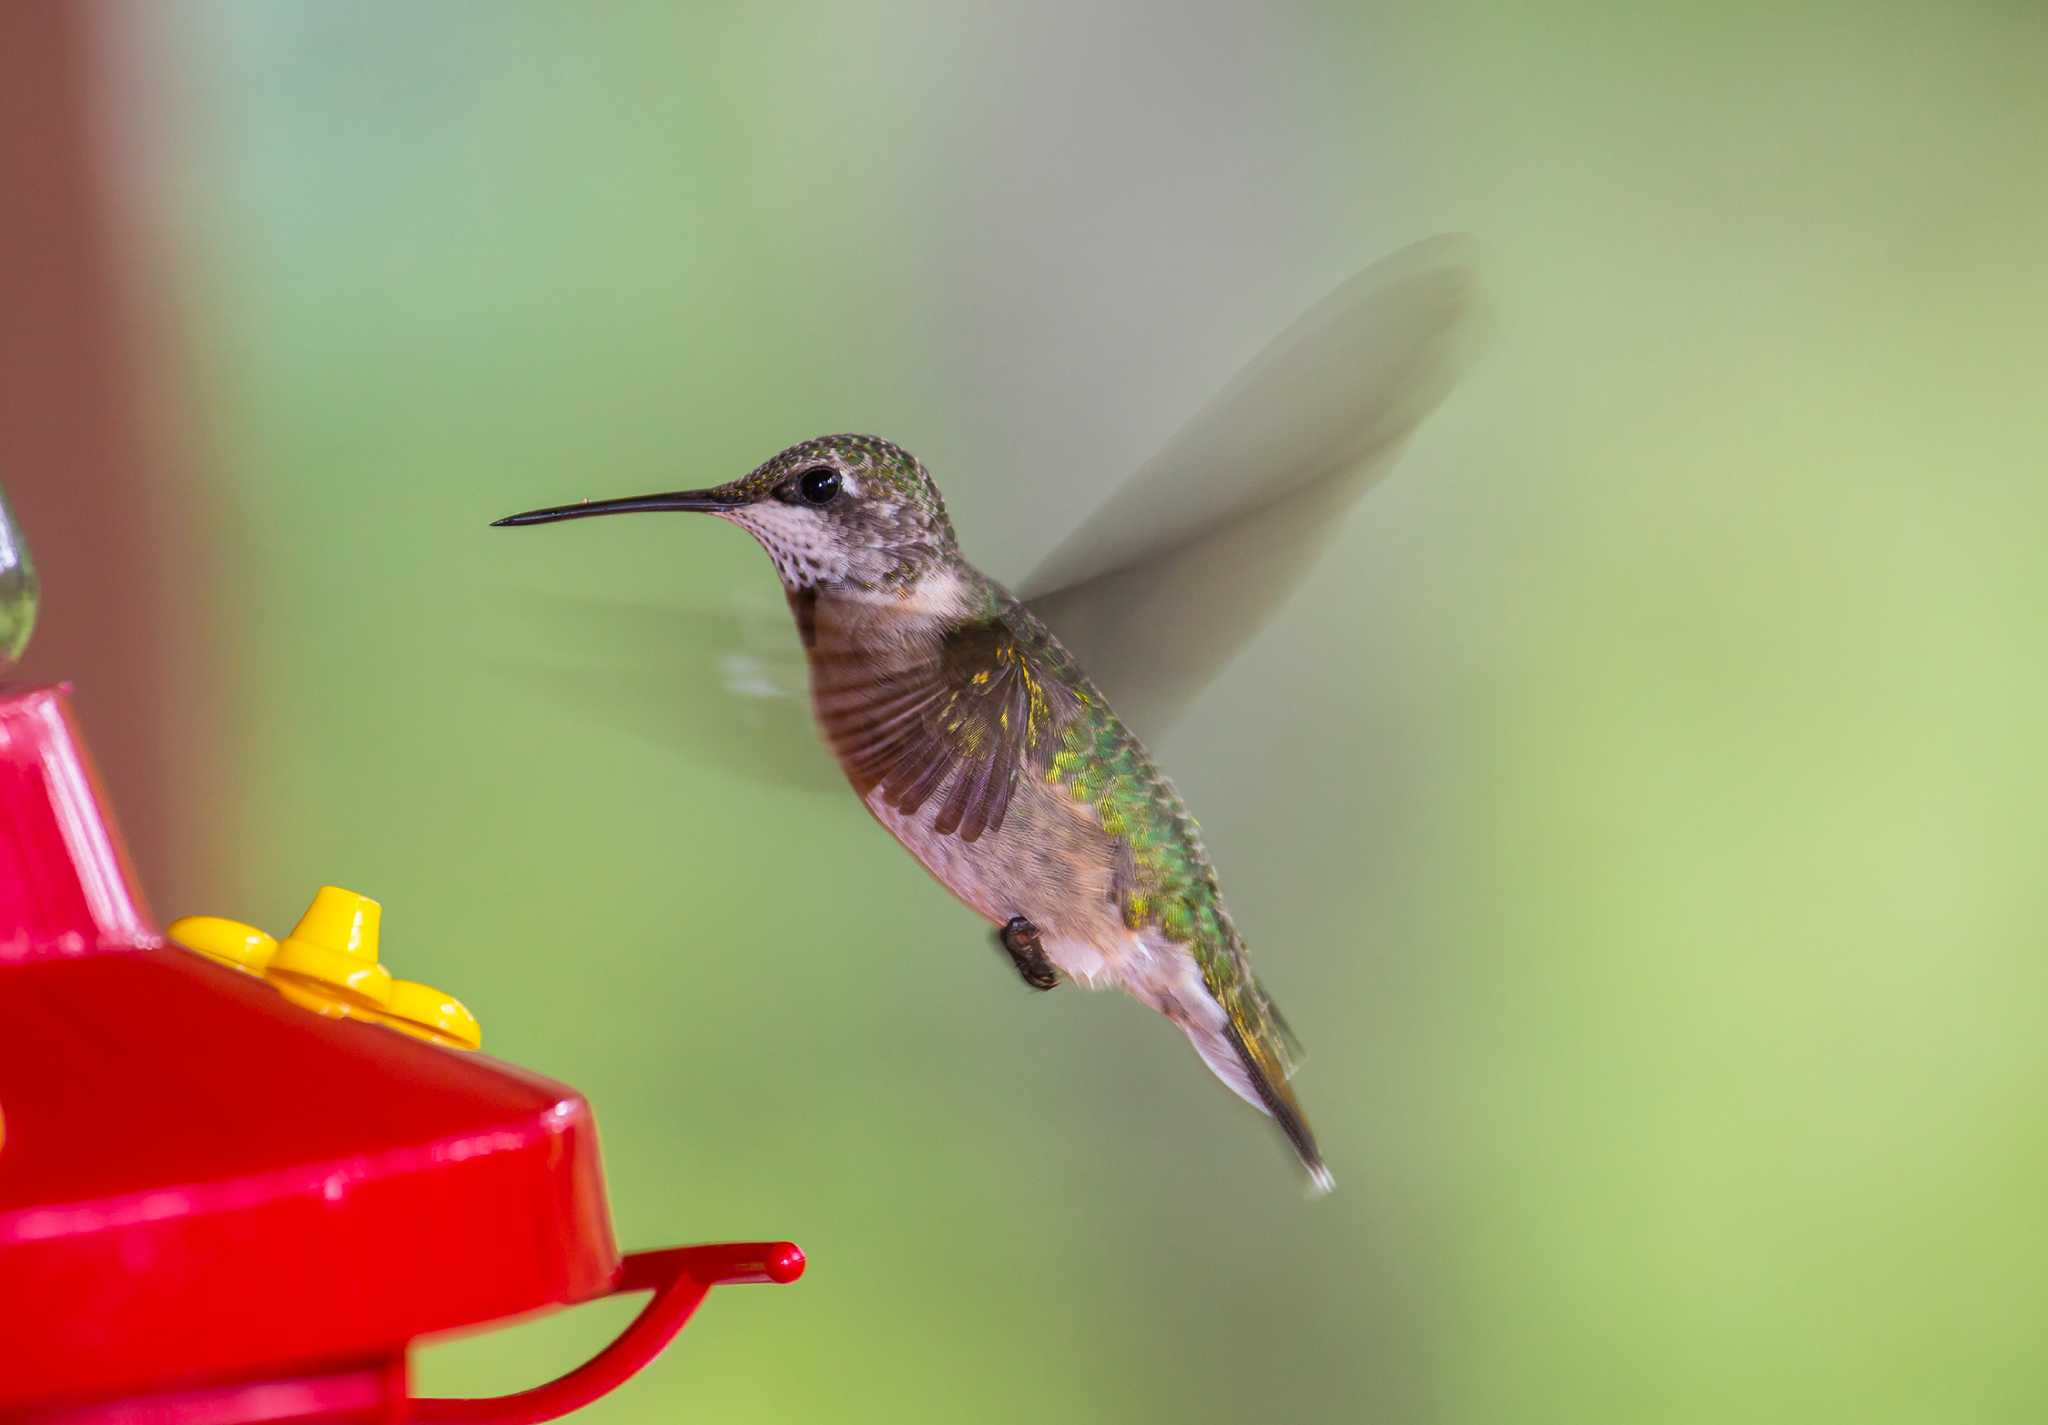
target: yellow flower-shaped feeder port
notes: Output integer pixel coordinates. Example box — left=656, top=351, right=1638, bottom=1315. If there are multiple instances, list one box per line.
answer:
left=168, top=886, right=480, bottom=1050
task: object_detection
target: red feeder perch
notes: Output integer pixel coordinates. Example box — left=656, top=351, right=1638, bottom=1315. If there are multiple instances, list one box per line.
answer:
left=0, top=499, right=802, bottom=1423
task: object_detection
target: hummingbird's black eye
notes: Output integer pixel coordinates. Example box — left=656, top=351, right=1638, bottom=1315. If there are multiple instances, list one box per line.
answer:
left=798, top=468, right=842, bottom=505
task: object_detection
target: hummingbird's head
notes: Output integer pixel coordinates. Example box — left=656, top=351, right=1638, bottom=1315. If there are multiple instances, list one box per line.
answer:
left=493, top=433, right=960, bottom=592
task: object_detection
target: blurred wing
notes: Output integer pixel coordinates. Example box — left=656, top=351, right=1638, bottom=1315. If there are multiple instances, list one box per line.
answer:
left=1023, top=235, right=1482, bottom=737
left=814, top=606, right=1080, bottom=843
left=485, top=589, right=839, bottom=797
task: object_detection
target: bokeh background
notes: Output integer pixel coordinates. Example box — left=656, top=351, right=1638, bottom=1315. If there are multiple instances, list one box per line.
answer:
left=7, top=2, right=2044, bottom=1421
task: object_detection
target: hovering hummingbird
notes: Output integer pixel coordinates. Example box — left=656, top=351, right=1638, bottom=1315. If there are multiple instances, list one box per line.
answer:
left=494, top=239, right=1477, bottom=1193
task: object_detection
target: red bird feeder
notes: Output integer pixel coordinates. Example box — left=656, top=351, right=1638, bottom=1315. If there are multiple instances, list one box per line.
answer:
left=0, top=500, right=802, bottom=1423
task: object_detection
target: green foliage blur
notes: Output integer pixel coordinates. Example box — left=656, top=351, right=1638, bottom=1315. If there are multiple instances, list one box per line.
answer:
left=126, top=2, right=2043, bottom=1421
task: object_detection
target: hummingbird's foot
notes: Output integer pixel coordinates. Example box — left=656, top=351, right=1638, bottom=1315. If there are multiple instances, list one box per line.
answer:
left=998, top=915, right=1061, bottom=991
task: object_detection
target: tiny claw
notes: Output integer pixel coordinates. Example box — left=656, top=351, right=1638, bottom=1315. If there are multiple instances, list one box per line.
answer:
left=998, top=915, right=1060, bottom=991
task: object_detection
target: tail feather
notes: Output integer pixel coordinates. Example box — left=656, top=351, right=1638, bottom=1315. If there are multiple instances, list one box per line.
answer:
left=1181, top=998, right=1334, bottom=1195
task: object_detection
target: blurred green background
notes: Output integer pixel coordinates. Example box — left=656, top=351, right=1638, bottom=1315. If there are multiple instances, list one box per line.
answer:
left=26, top=1, right=2048, bottom=1421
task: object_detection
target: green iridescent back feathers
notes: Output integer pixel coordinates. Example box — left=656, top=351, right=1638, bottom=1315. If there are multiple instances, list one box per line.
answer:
left=977, top=582, right=1308, bottom=1092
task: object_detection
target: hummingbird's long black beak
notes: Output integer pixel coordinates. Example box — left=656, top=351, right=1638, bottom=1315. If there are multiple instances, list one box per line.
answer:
left=491, top=489, right=741, bottom=527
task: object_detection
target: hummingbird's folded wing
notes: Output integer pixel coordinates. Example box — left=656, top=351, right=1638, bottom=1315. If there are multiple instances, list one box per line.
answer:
left=815, top=611, right=1083, bottom=843
left=1022, top=236, right=1482, bottom=741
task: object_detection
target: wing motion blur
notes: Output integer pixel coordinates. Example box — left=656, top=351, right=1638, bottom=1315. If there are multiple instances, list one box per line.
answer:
left=1022, top=235, right=1481, bottom=739
left=489, top=589, right=831, bottom=796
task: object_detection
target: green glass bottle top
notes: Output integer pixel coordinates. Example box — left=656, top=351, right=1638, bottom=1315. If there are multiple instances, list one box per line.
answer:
left=0, top=486, right=38, bottom=667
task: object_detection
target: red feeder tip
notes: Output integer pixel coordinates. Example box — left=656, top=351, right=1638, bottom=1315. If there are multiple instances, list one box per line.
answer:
left=765, top=1242, right=806, bottom=1284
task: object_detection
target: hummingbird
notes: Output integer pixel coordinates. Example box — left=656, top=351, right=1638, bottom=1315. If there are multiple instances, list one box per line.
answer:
left=493, top=239, right=1478, bottom=1193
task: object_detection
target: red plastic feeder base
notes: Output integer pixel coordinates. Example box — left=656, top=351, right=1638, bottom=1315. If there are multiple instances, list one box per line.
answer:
left=0, top=685, right=805, bottom=1422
